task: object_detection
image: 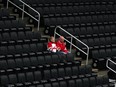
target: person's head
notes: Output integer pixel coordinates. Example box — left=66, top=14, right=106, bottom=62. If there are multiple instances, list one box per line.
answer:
left=59, top=36, right=65, bottom=43
left=49, top=36, right=55, bottom=42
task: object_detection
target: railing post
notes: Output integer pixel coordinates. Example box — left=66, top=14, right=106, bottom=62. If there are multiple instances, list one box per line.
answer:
left=70, top=37, right=73, bottom=52
left=86, top=48, right=89, bottom=65
left=22, top=3, right=25, bottom=20
left=7, top=0, right=9, bottom=9
left=37, top=15, right=40, bottom=31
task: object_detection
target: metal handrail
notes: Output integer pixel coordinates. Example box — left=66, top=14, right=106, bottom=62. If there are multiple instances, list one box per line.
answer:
left=106, top=59, right=116, bottom=74
left=54, top=26, right=89, bottom=65
left=7, top=0, right=40, bottom=31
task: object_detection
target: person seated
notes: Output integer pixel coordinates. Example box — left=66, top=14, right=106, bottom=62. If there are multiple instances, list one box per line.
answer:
left=47, top=36, right=58, bottom=53
left=56, top=36, right=69, bottom=54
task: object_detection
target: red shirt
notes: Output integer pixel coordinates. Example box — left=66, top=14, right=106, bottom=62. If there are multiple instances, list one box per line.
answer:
left=47, top=42, right=57, bottom=52
left=56, top=40, right=68, bottom=53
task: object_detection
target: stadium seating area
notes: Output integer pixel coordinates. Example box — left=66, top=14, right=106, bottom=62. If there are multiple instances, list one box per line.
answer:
left=0, top=0, right=116, bottom=87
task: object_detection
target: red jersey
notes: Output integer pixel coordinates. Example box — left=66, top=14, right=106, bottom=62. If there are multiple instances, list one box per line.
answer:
left=47, top=42, right=57, bottom=52
left=56, top=40, right=68, bottom=53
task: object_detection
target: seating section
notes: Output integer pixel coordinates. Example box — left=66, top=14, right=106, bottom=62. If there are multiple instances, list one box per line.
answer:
left=0, top=0, right=115, bottom=86
left=1, top=65, right=113, bottom=87
left=0, top=9, right=16, bottom=20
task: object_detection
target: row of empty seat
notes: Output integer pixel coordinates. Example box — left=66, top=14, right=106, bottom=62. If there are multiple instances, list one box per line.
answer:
left=0, top=31, right=41, bottom=45
left=92, top=48, right=116, bottom=69
left=60, top=25, right=116, bottom=38
left=0, top=20, right=31, bottom=32
left=0, top=65, right=97, bottom=86
left=29, top=4, right=116, bottom=18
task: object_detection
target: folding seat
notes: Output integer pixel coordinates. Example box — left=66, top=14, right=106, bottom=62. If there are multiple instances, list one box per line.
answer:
left=62, top=6, right=68, bottom=15
left=17, top=31, right=26, bottom=41
left=33, top=31, right=41, bottom=41
left=75, top=79, right=83, bottom=87
left=75, top=17, right=81, bottom=26
left=0, top=75, right=9, bottom=85
left=65, top=67, right=72, bottom=77
left=22, top=57, right=31, bottom=68
left=30, top=56, right=38, bottom=67
left=92, top=50, right=99, bottom=60
left=15, top=58, right=24, bottom=69
left=51, top=68, right=58, bottom=78
left=110, top=25, right=116, bottom=35
left=82, top=78, right=90, bottom=87
left=2, top=32, right=10, bottom=41
left=36, top=43, right=44, bottom=52
left=0, top=46, right=8, bottom=56
left=102, top=76, right=112, bottom=87
left=7, top=59, right=16, bottom=69
left=97, top=15, right=104, bottom=24
left=8, top=46, right=16, bottom=55
left=88, top=38, right=94, bottom=49
left=44, top=55, right=53, bottom=64
left=72, top=66, right=79, bottom=76
left=98, top=49, right=106, bottom=60
left=103, top=15, right=110, bottom=23
left=52, top=82, right=59, bottom=87
left=93, top=26, right=99, bottom=37
left=79, top=27, right=87, bottom=38
left=92, top=16, right=99, bottom=24
left=10, top=32, right=18, bottom=41
left=99, top=37, right=106, bottom=47
left=56, top=17, right=63, bottom=26
left=0, top=21, right=5, bottom=30
left=44, top=83, right=52, bottom=87
left=67, top=28, right=74, bottom=35
left=51, top=54, right=60, bottom=64
left=108, top=15, right=115, bottom=22
left=68, top=80, right=76, bottom=87
left=68, top=17, right=75, bottom=27
left=80, top=16, right=87, bottom=25
left=89, top=77, right=96, bottom=87
left=34, top=71, right=42, bottom=81
left=105, top=37, right=111, bottom=47
left=0, top=60, right=8, bottom=70
left=37, top=84, right=44, bottom=87
left=86, top=16, right=93, bottom=25
left=58, top=68, right=65, bottom=78
left=111, top=36, right=116, bottom=47
left=96, top=77, right=103, bottom=86
left=18, top=73, right=26, bottom=83
left=4, top=20, right=12, bottom=29
left=59, top=81, right=67, bottom=87
left=112, top=48, right=116, bottom=58
left=26, top=31, right=33, bottom=40
left=17, top=20, right=25, bottom=28
left=22, top=44, right=30, bottom=53
left=37, top=56, right=45, bottom=65
left=74, top=27, right=81, bottom=36
left=15, top=45, right=23, bottom=54
left=106, top=49, right=112, bottom=59
left=43, top=69, right=51, bottom=80
left=9, top=74, right=17, bottom=84
left=99, top=25, right=105, bottom=36
left=94, top=38, right=100, bottom=48
left=36, top=8, right=43, bottom=16
left=48, top=7, right=55, bottom=16
left=104, top=25, right=111, bottom=35
left=62, top=17, right=69, bottom=27
left=30, top=44, right=38, bottom=53
left=26, top=72, right=34, bottom=82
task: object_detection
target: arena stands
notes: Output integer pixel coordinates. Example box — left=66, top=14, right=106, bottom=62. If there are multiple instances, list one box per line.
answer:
left=0, top=0, right=116, bottom=86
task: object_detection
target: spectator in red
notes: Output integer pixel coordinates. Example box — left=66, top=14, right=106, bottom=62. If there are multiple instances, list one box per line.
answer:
left=56, top=36, right=69, bottom=54
left=47, top=36, right=58, bottom=53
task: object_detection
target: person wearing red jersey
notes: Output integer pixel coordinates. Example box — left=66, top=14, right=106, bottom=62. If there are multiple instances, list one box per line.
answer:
left=47, top=36, right=58, bottom=53
left=56, top=36, right=69, bottom=54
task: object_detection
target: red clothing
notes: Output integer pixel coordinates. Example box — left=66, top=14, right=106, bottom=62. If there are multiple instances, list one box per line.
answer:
left=47, top=42, right=57, bottom=52
left=56, top=40, right=68, bottom=53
